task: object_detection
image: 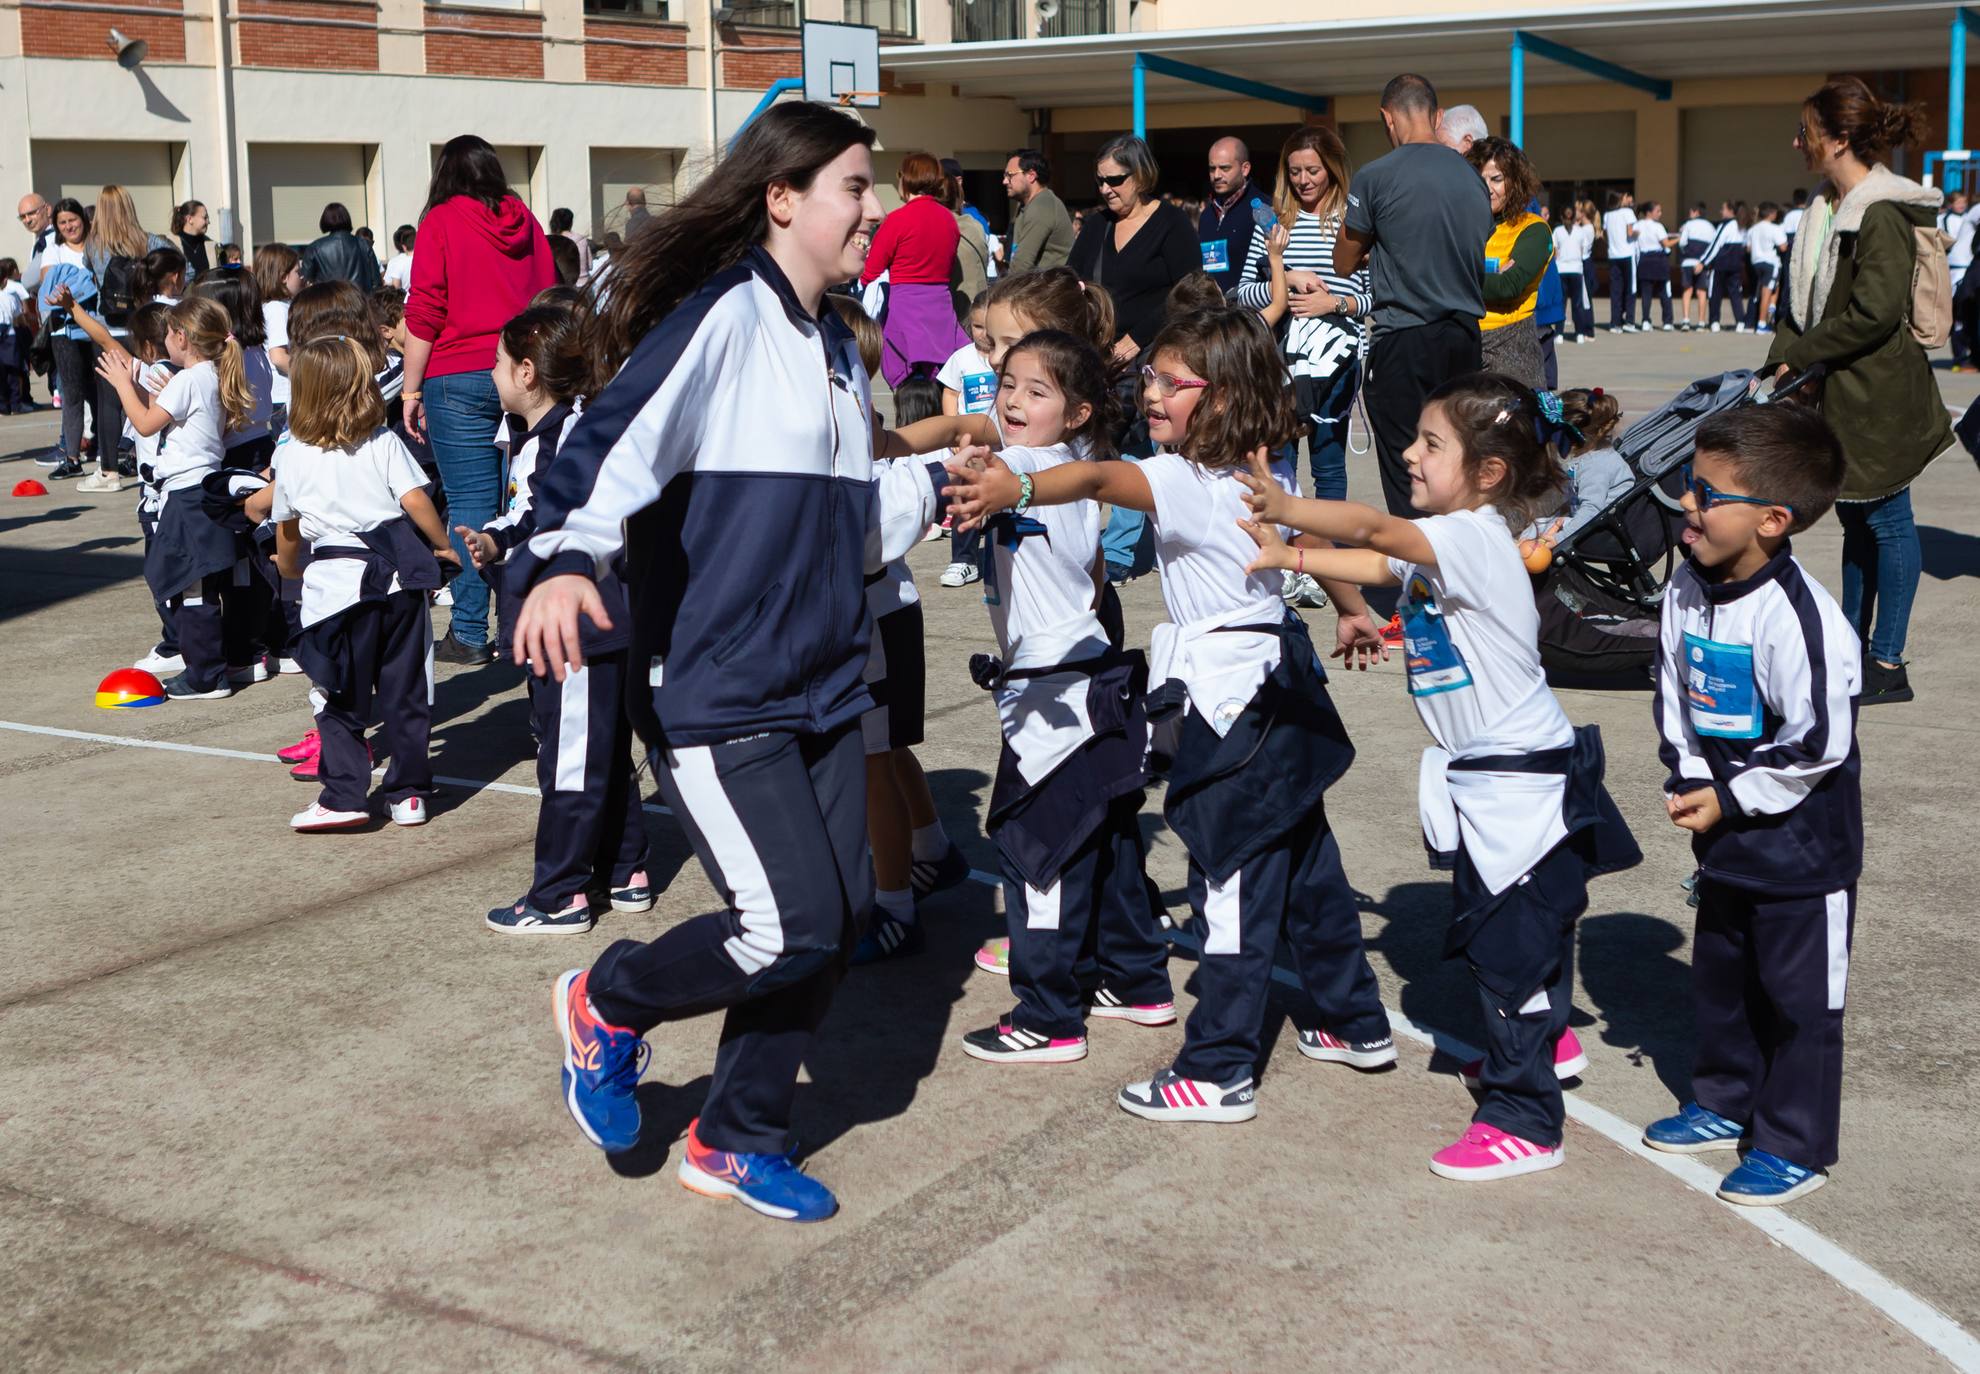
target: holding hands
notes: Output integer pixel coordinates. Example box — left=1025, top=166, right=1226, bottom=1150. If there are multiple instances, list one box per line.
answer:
left=453, top=525, right=500, bottom=571
left=943, top=452, right=1018, bottom=532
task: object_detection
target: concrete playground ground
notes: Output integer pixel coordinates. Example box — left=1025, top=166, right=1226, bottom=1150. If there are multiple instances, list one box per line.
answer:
left=2, top=330, right=1978, bottom=1372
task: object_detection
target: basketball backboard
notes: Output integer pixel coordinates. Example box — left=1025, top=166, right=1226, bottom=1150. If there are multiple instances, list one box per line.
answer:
left=802, top=20, right=880, bottom=109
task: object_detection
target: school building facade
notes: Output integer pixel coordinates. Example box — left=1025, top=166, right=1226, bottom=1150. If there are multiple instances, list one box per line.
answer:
left=0, top=0, right=1970, bottom=250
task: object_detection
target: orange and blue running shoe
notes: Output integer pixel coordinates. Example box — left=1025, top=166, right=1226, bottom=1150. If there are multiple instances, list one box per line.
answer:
left=677, top=1117, right=839, bottom=1222
left=553, top=969, right=646, bottom=1153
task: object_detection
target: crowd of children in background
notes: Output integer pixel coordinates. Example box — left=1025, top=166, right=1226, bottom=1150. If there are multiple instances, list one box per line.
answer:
left=36, top=133, right=1867, bottom=1219
left=1567, top=190, right=1804, bottom=340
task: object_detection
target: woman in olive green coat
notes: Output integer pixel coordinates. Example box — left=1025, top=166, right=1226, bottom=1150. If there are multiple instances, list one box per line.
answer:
left=1768, top=77, right=1952, bottom=705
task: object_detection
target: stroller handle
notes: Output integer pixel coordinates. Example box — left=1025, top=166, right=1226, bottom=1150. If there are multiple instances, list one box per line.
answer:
left=1761, top=363, right=1828, bottom=402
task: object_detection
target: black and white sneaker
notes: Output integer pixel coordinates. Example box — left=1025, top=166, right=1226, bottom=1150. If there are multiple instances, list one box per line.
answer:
left=1296, top=1028, right=1398, bottom=1070
left=909, top=842, right=971, bottom=899
left=1086, top=987, right=1177, bottom=1026
left=960, top=1018, right=1088, bottom=1064
left=162, top=672, right=232, bottom=700
left=1117, top=1067, right=1257, bottom=1123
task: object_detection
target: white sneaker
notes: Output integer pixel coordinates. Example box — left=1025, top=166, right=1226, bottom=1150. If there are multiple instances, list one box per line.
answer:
left=1735, top=324, right=1750, bottom=334
left=291, top=803, right=368, bottom=832
left=1662, top=324, right=1676, bottom=331
left=389, top=796, right=428, bottom=827
left=76, top=470, right=124, bottom=493
left=940, top=561, right=979, bottom=588
left=135, top=647, right=185, bottom=674
left=228, top=659, right=271, bottom=686
left=276, top=657, right=304, bottom=675
left=436, top=585, right=454, bottom=607
left=1709, top=323, right=1723, bottom=333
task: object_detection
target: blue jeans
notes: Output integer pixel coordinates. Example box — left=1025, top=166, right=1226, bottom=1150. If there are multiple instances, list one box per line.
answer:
left=1836, top=487, right=1919, bottom=665
left=425, top=369, right=504, bottom=648
left=1101, top=505, right=1154, bottom=577
left=1292, top=363, right=1357, bottom=501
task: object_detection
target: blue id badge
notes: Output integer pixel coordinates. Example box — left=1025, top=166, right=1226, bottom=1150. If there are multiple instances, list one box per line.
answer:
left=961, top=371, right=997, bottom=414
left=1200, top=239, right=1230, bottom=273
left=1401, top=574, right=1474, bottom=696
left=1682, top=632, right=1762, bottom=738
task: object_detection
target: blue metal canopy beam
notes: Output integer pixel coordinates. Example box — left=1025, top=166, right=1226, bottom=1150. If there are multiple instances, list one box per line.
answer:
left=1131, top=52, right=1328, bottom=140
left=1950, top=7, right=1980, bottom=157
left=1508, top=30, right=1672, bottom=145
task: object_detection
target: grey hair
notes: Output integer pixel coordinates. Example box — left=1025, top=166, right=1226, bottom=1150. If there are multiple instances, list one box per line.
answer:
left=1096, top=134, right=1162, bottom=201
left=1442, top=105, right=1489, bottom=145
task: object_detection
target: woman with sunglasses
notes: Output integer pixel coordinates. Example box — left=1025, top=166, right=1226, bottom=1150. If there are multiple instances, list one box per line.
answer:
left=1768, top=75, right=1949, bottom=706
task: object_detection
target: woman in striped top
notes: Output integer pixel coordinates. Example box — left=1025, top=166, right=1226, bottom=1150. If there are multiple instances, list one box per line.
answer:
left=1233, top=125, right=1371, bottom=502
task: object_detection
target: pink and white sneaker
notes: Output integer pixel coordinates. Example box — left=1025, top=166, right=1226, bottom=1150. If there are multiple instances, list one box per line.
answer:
left=959, top=1018, right=1087, bottom=1063
left=289, top=737, right=371, bottom=781
left=1460, top=1026, right=1590, bottom=1088
left=1085, top=988, right=1177, bottom=1026
left=291, top=802, right=368, bottom=832
left=389, top=796, right=427, bottom=827
left=276, top=730, right=320, bottom=765
left=973, top=938, right=1010, bottom=976
left=1429, top=1122, right=1564, bottom=1181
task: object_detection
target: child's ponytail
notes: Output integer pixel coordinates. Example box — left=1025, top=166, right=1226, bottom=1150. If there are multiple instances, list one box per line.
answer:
left=168, top=295, right=256, bottom=434
left=986, top=266, right=1117, bottom=370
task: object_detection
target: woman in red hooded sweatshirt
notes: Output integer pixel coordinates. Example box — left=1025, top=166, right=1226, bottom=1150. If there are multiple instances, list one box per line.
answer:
left=403, top=134, right=556, bottom=663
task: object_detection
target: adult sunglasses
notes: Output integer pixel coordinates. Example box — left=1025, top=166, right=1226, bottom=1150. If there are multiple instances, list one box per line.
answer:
left=1095, top=172, right=1132, bottom=188
left=1681, top=463, right=1795, bottom=515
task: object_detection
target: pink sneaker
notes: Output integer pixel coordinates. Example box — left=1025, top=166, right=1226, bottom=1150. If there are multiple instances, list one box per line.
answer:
left=276, top=730, right=320, bottom=765
left=1460, top=1026, right=1589, bottom=1088
left=290, top=737, right=371, bottom=781
left=1085, top=988, right=1177, bottom=1026
left=1429, top=1122, right=1563, bottom=1181
left=973, top=938, right=1010, bottom=976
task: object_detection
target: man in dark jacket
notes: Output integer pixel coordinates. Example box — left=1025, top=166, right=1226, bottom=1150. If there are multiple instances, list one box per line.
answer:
left=302, top=202, right=382, bottom=291
left=1199, top=136, right=1272, bottom=294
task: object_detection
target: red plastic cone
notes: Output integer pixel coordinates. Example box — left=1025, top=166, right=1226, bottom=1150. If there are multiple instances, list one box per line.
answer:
left=12, top=479, right=48, bottom=497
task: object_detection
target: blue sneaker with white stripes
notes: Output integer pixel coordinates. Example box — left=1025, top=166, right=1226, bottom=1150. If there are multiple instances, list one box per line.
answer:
left=678, top=1117, right=839, bottom=1223
left=1643, top=1101, right=1749, bottom=1154
left=488, top=896, right=595, bottom=936
left=1716, top=1148, right=1828, bottom=1205
left=849, top=915, right=925, bottom=966
left=554, top=969, right=647, bottom=1152
left=910, top=842, right=971, bottom=900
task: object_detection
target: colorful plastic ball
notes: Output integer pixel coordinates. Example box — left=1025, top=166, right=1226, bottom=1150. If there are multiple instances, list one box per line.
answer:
left=12, top=479, right=48, bottom=497
left=96, top=667, right=167, bottom=709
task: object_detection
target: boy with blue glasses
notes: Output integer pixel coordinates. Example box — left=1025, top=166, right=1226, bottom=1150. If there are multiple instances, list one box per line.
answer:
left=1645, top=402, right=1862, bottom=1205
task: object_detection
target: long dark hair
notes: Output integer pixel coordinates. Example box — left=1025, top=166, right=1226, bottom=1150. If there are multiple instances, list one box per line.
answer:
left=423, top=135, right=512, bottom=221
left=171, top=199, right=205, bottom=236
left=1423, top=371, right=1566, bottom=531
left=501, top=301, right=591, bottom=406
left=588, top=101, right=875, bottom=391
left=51, top=197, right=90, bottom=245
left=189, top=266, right=267, bottom=348
left=1000, top=329, right=1123, bottom=459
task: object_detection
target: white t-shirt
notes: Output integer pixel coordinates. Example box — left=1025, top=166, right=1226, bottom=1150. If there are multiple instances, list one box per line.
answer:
left=1632, top=219, right=1669, bottom=255
left=991, top=443, right=1105, bottom=670
left=263, top=300, right=291, bottom=406
left=383, top=252, right=414, bottom=291
left=1551, top=225, right=1584, bottom=272
left=936, top=342, right=998, bottom=415
left=132, top=359, right=176, bottom=477
left=1781, top=207, right=1805, bottom=237
left=1937, top=211, right=1974, bottom=270
left=1572, top=223, right=1595, bottom=265
left=1602, top=208, right=1638, bottom=260
left=0, top=279, right=27, bottom=326
left=1747, top=220, right=1789, bottom=269
left=153, top=362, right=228, bottom=493
left=270, top=427, right=428, bottom=551
left=1384, top=505, right=1573, bottom=759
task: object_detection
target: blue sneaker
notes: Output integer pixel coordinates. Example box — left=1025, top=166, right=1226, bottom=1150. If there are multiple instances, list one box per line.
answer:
left=909, top=843, right=971, bottom=900
left=1717, top=1148, right=1828, bottom=1206
left=553, top=969, right=646, bottom=1152
left=609, top=870, right=655, bottom=914
left=849, top=915, right=925, bottom=966
left=678, top=1118, right=839, bottom=1222
left=1644, top=1101, right=1749, bottom=1154
left=488, top=896, right=594, bottom=936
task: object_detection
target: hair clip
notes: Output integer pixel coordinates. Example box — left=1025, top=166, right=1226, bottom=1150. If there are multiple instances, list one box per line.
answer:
left=1492, top=407, right=1512, bottom=426
left=224, top=332, right=236, bottom=342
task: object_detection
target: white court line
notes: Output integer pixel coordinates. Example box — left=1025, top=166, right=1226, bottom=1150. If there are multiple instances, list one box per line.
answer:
left=968, top=867, right=1980, bottom=1372
left=4, top=723, right=1972, bottom=1369
left=0, top=720, right=672, bottom=815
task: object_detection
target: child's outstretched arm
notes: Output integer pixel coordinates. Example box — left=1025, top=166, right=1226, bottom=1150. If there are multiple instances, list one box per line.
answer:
left=401, top=487, right=461, bottom=565
left=1238, top=514, right=1397, bottom=588
left=945, top=454, right=1154, bottom=529
left=876, top=411, right=998, bottom=458
left=47, top=285, right=119, bottom=355
left=1235, top=458, right=1436, bottom=566
left=97, top=355, right=171, bottom=437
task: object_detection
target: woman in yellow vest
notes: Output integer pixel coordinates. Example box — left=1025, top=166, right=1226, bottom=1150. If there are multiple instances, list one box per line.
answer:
left=1466, top=137, right=1554, bottom=389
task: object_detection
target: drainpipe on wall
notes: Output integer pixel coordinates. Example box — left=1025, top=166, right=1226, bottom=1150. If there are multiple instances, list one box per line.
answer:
left=704, top=10, right=720, bottom=173
left=211, top=0, right=242, bottom=245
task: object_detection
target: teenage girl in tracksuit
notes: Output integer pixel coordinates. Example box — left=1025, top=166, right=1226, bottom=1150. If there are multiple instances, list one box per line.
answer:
left=1239, top=373, right=1640, bottom=1180
left=890, top=329, right=1174, bottom=1063
left=951, top=306, right=1396, bottom=1124
left=463, top=302, right=652, bottom=936
left=519, top=104, right=947, bottom=1225
left=1704, top=202, right=1753, bottom=331
left=1632, top=203, right=1675, bottom=330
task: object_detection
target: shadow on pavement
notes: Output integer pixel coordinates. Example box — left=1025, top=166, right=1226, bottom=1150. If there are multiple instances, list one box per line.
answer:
left=1578, top=909, right=1695, bottom=1101
left=1919, top=524, right=1980, bottom=581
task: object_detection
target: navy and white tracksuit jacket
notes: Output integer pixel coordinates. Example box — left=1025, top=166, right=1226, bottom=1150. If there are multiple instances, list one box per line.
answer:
left=510, top=246, right=948, bottom=1156
left=1655, top=545, right=1863, bottom=1168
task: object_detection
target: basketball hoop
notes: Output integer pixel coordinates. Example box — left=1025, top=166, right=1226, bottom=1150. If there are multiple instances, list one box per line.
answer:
left=834, top=91, right=882, bottom=107
left=803, top=20, right=881, bottom=110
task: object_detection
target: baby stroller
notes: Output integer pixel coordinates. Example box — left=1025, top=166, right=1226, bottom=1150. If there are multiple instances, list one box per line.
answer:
left=1535, top=366, right=1823, bottom=683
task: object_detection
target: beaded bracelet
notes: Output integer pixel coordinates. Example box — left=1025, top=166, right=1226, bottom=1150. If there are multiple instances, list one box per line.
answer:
left=1016, top=471, right=1035, bottom=514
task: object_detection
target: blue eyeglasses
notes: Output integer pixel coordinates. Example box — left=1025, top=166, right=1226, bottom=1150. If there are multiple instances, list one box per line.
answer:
left=1680, top=464, right=1795, bottom=516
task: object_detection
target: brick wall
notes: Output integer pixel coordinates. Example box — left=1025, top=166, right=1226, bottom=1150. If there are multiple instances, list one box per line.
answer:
left=21, top=0, right=187, bottom=63
left=717, top=25, right=800, bottom=89
left=583, top=17, right=688, bottom=87
left=239, top=0, right=379, bottom=71
left=424, top=5, right=544, bottom=80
